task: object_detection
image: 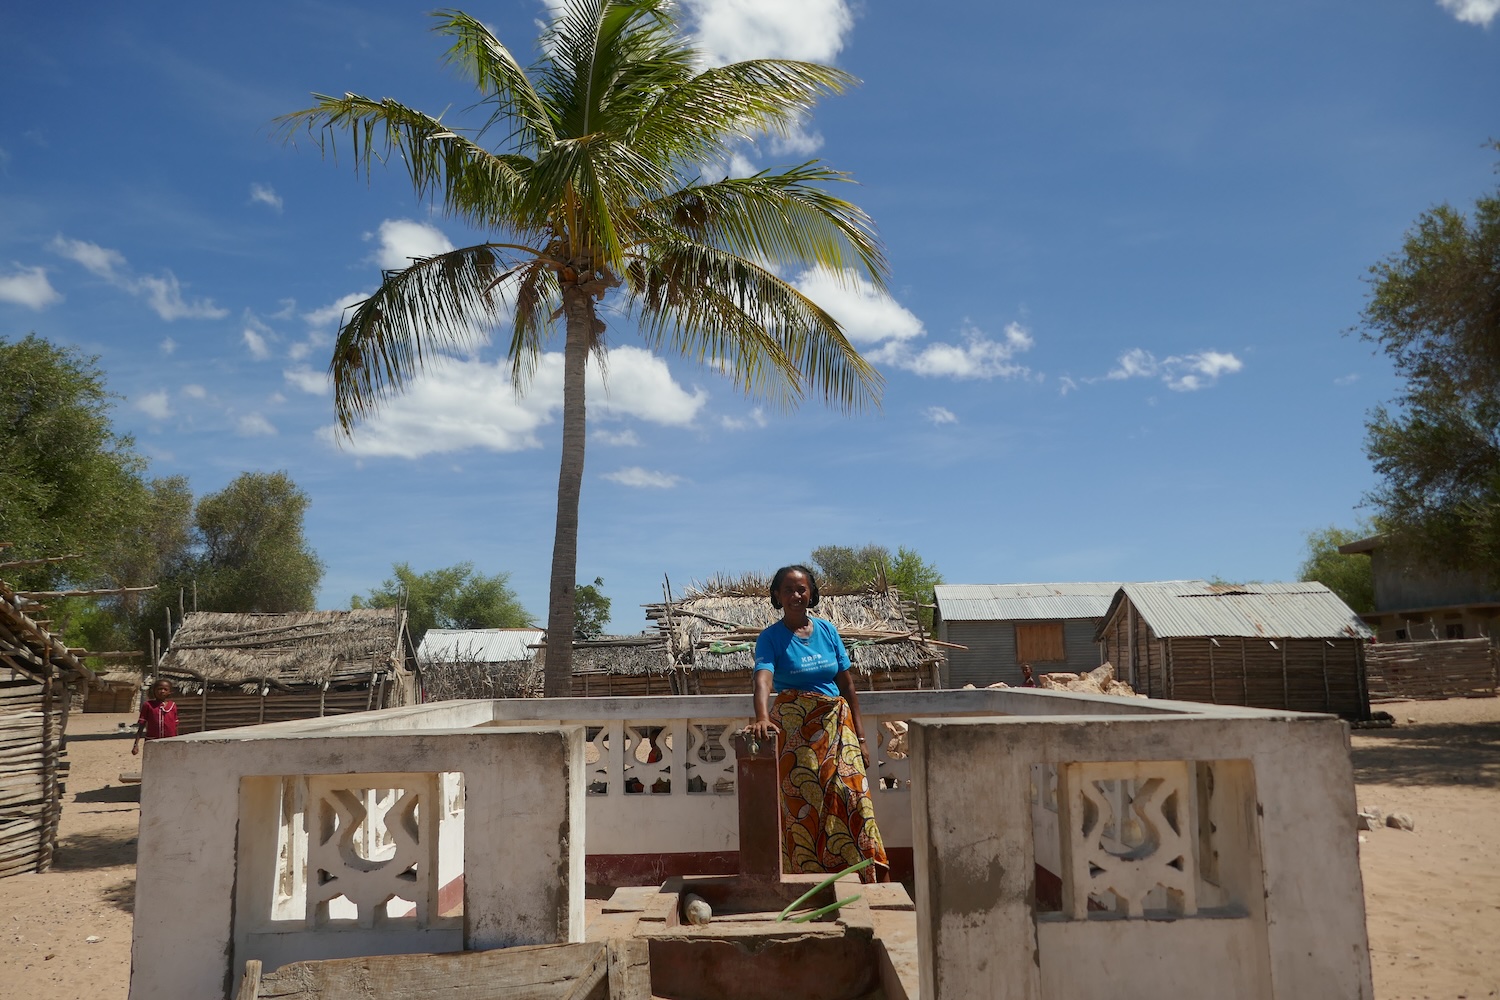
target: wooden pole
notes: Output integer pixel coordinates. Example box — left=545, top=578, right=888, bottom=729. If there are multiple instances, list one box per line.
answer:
left=1280, top=641, right=1290, bottom=710
left=1208, top=639, right=1217, bottom=704
left=1241, top=639, right=1249, bottom=706
left=1321, top=642, right=1331, bottom=712
left=38, top=645, right=55, bottom=873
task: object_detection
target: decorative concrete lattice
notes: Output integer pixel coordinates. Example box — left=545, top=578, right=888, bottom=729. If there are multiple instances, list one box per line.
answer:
left=682, top=722, right=736, bottom=794
left=586, top=718, right=747, bottom=796
left=1057, top=760, right=1198, bottom=919
left=306, top=773, right=441, bottom=928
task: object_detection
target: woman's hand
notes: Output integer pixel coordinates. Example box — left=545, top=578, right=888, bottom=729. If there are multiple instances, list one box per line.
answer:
left=746, top=717, right=779, bottom=740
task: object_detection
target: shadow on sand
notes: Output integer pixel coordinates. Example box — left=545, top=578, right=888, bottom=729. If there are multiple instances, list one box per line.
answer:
left=74, top=784, right=142, bottom=804
left=1351, top=717, right=1500, bottom=788
left=52, top=829, right=138, bottom=871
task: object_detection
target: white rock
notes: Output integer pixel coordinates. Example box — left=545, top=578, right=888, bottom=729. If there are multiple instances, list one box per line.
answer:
left=85, top=936, right=102, bottom=944
left=1385, top=812, right=1414, bottom=831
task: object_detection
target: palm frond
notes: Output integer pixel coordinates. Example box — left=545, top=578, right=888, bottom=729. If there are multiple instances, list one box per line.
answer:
left=507, top=261, right=561, bottom=389
left=633, top=60, right=858, bottom=166
left=329, top=244, right=539, bottom=432
left=274, top=93, right=538, bottom=234
left=626, top=241, right=883, bottom=413
left=638, top=163, right=887, bottom=288
left=433, top=9, right=558, bottom=150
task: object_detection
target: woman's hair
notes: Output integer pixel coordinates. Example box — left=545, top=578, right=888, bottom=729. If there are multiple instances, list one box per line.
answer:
left=769, top=564, right=820, bottom=609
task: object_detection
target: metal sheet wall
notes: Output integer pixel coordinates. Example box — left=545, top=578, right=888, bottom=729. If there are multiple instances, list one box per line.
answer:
left=942, top=619, right=1104, bottom=688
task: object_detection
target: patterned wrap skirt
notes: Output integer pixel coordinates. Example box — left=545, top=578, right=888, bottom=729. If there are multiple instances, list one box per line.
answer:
left=773, top=689, right=888, bottom=883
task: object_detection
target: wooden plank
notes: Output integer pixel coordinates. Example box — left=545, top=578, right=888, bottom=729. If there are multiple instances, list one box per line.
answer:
left=244, top=941, right=644, bottom=1000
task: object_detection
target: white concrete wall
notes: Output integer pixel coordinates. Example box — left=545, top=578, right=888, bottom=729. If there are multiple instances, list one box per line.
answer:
left=909, top=713, right=1372, bottom=1000
left=129, top=726, right=584, bottom=1000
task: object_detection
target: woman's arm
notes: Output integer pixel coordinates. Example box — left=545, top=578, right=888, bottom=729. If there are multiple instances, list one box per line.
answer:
left=749, top=669, right=777, bottom=739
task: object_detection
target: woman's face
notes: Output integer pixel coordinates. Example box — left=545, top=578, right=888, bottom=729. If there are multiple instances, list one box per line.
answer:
left=775, top=570, right=812, bottom=613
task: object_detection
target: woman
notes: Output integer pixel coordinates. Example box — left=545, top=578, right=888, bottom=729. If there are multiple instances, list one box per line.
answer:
left=747, top=565, right=889, bottom=883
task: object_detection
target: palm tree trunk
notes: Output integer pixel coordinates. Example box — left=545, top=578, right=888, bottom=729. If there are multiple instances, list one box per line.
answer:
left=542, top=285, right=593, bottom=696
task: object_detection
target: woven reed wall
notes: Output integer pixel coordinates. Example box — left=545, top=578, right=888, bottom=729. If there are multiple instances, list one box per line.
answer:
left=1366, top=638, right=1497, bottom=700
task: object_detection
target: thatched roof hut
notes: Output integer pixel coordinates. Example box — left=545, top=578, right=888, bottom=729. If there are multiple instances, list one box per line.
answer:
left=157, top=609, right=415, bottom=732
left=570, top=635, right=676, bottom=696
left=1, top=577, right=88, bottom=878
left=644, top=586, right=945, bottom=693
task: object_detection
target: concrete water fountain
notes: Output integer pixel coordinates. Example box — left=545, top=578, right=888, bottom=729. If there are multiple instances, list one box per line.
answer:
left=628, top=732, right=915, bottom=1000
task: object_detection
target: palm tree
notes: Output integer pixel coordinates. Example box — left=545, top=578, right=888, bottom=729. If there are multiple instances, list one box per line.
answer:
left=279, top=1, right=887, bottom=695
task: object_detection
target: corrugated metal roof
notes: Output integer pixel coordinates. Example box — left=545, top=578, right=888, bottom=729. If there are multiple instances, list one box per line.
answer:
left=933, top=583, right=1124, bottom=622
left=1116, top=581, right=1374, bottom=640
left=418, top=628, right=543, bottom=663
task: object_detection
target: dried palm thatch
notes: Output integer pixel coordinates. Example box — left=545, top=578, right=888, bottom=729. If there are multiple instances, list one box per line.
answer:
left=158, top=609, right=412, bottom=690
left=644, top=583, right=945, bottom=682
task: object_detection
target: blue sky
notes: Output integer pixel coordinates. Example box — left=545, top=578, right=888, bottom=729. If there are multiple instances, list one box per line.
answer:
left=2, top=1, right=1497, bottom=632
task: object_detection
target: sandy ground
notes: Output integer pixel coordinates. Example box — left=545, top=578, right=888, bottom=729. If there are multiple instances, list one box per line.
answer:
left=1, top=701, right=1497, bottom=999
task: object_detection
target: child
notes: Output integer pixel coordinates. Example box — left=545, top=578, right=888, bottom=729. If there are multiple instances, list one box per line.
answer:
left=132, top=679, right=179, bottom=757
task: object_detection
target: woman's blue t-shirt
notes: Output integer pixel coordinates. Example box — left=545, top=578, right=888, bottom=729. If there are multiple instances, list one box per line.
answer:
left=753, top=617, right=849, bottom=697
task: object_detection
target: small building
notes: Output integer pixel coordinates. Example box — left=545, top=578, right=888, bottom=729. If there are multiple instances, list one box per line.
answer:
left=1, top=580, right=89, bottom=878
left=1097, top=580, right=1374, bottom=718
left=418, top=627, right=545, bottom=700
left=569, top=635, right=676, bottom=697
left=647, top=587, right=945, bottom=694
left=156, top=609, right=416, bottom=734
left=1337, top=534, right=1500, bottom=642
left=932, top=582, right=1121, bottom=688
left=82, top=668, right=144, bottom=713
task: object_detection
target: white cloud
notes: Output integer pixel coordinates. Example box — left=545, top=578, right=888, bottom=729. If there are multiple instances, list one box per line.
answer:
left=924, top=406, right=957, bottom=425
left=1438, top=0, right=1499, bottom=26
left=268, top=392, right=286, bottom=405
left=249, top=183, right=284, bottom=213
left=369, top=218, right=455, bottom=270
left=284, top=366, right=329, bottom=395
left=48, top=235, right=226, bottom=320
left=49, top=236, right=125, bottom=280
left=0, top=265, right=62, bottom=309
left=593, top=428, right=641, bottom=446
left=138, top=272, right=228, bottom=320
left=874, top=321, right=1036, bottom=380
left=288, top=330, right=332, bottom=362
left=1334, top=373, right=1360, bottom=386
left=720, top=407, right=769, bottom=431
left=135, top=390, right=172, bottom=420
left=592, top=346, right=709, bottom=424
left=304, top=292, right=367, bottom=330
left=795, top=268, right=925, bottom=344
left=1105, top=348, right=1244, bottom=391
left=237, top=412, right=277, bottom=436
left=1058, top=376, right=1079, bottom=396
left=325, top=346, right=707, bottom=459
left=686, top=0, right=855, bottom=65
left=769, top=126, right=824, bottom=158
left=243, top=325, right=271, bottom=360
left=160, top=337, right=177, bottom=355
left=603, top=467, right=682, bottom=489
left=182, top=384, right=207, bottom=399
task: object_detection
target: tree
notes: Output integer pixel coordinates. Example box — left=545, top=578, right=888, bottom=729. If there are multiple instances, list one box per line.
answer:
left=809, top=544, right=891, bottom=591
left=1358, top=147, right=1500, bottom=577
left=808, top=542, right=943, bottom=628
left=1298, top=525, right=1375, bottom=614
left=574, top=577, right=611, bottom=639
left=0, top=335, right=151, bottom=590
left=280, top=1, right=886, bottom=694
left=191, top=472, right=324, bottom=613
left=354, top=562, right=531, bottom=645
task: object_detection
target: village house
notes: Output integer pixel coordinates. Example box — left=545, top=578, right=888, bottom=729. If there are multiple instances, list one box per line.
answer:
left=155, top=608, right=417, bottom=733
left=932, top=582, right=1121, bottom=687
left=1097, top=580, right=1374, bottom=718
left=1337, top=532, right=1500, bottom=642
